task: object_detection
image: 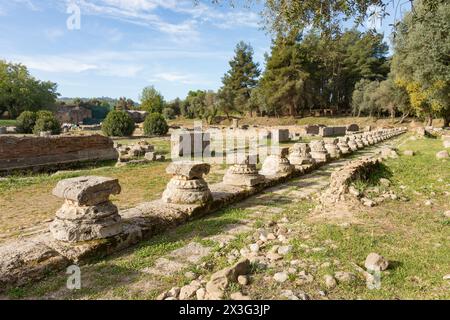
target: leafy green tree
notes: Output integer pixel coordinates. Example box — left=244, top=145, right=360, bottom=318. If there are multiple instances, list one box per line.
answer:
left=164, top=98, right=182, bottom=119
left=220, top=41, right=261, bottom=116
left=258, top=29, right=312, bottom=116
left=392, top=0, right=450, bottom=126
left=210, top=1, right=444, bottom=34
left=140, top=86, right=165, bottom=114
left=0, top=60, right=58, bottom=118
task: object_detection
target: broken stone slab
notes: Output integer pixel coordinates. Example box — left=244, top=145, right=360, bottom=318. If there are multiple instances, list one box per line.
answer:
left=165, top=160, right=210, bottom=179
left=205, top=258, right=250, bottom=300
left=259, top=147, right=294, bottom=176
left=52, top=176, right=121, bottom=206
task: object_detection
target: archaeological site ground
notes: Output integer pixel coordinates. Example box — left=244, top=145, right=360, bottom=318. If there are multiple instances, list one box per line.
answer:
left=0, top=0, right=449, bottom=309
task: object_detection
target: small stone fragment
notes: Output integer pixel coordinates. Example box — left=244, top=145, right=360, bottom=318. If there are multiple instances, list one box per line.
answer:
left=273, top=272, right=288, bottom=283
left=364, top=252, right=389, bottom=271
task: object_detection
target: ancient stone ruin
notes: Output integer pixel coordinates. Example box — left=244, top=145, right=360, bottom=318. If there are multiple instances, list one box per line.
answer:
left=309, top=140, right=331, bottom=163
left=337, top=136, right=351, bottom=155
left=288, top=143, right=316, bottom=167
left=324, top=138, right=342, bottom=159
left=162, top=161, right=213, bottom=205
left=50, top=176, right=122, bottom=242
left=223, top=155, right=265, bottom=187
left=260, top=147, right=294, bottom=176
left=0, top=135, right=118, bottom=175
left=0, top=127, right=407, bottom=291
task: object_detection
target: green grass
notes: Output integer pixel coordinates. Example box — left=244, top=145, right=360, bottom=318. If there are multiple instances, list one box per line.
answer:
left=0, top=119, right=17, bottom=126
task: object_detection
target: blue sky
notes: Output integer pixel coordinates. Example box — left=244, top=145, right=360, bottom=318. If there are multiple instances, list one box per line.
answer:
left=0, top=0, right=411, bottom=102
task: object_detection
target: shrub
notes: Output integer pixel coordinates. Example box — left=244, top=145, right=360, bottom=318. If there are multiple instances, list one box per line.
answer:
left=143, top=112, right=169, bottom=136
left=33, top=111, right=61, bottom=135
left=16, top=111, right=36, bottom=133
left=102, top=110, right=135, bottom=137
left=162, top=107, right=176, bottom=120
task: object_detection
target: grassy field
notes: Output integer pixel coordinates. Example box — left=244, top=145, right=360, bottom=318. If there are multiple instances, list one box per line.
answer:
left=0, top=119, right=17, bottom=126
left=3, top=134, right=449, bottom=300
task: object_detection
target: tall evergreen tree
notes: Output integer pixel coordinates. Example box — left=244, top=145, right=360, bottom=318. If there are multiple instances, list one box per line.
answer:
left=258, top=29, right=312, bottom=116
left=219, top=41, right=261, bottom=116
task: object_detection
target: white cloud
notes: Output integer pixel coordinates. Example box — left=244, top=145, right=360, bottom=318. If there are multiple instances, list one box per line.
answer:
left=148, top=71, right=213, bottom=86
left=44, top=28, right=65, bottom=41
left=11, top=55, right=98, bottom=73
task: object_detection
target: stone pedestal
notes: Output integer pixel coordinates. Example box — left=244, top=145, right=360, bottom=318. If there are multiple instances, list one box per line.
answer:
left=360, top=134, right=370, bottom=146
left=347, top=136, right=359, bottom=151
left=337, top=137, right=351, bottom=155
left=162, top=161, right=212, bottom=205
left=354, top=135, right=365, bottom=149
left=223, top=155, right=264, bottom=187
left=260, top=147, right=294, bottom=176
left=288, top=143, right=315, bottom=165
left=49, top=176, right=122, bottom=242
left=365, top=133, right=375, bottom=145
left=310, top=140, right=331, bottom=163
left=324, top=138, right=342, bottom=159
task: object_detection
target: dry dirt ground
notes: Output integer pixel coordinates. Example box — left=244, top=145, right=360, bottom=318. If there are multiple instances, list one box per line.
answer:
left=3, top=133, right=448, bottom=300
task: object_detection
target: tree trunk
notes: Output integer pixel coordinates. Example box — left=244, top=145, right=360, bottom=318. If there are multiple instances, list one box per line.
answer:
left=397, top=111, right=410, bottom=124
left=425, top=114, right=433, bottom=126
left=443, top=114, right=450, bottom=128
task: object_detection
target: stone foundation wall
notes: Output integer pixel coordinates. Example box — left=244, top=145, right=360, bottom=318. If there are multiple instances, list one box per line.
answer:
left=0, top=135, right=118, bottom=175
left=320, top=157, right=381, bottom=205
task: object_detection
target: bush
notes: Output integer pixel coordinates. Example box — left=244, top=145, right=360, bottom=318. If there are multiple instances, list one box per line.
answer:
left=33, top=111, right=61, bottom=135
left=102, top=110, right=135, bottom=137
left=162, top=107, right=176, bottom=120
left=143, top=112, right=169, bottom=136
left=16, top=111, right=36, bottom=133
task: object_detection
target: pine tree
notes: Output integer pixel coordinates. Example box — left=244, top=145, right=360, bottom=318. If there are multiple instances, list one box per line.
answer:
left=219, top=41, right=261, bottom=116
left=258, top=29, right=311, bottom=117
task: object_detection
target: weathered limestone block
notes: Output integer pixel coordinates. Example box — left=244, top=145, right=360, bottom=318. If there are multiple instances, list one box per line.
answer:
left=50, top=176, right=122, bottom=242
left=337, top=137, right=351, bottom=155
left=288, top=143, right=315, bottom=165
left=365, top=133, right=375, bottom=145
left=162, top=161, right=213, bottom=205
left=52, top=176, right=121, bottom=206
left=354, top=135, right=365, bottom=148
left=271, top=129, right=290, bottom=142
left=310, top=140, right=331, bottom=163
left=324, top=138, right=342, bottom=159
left=0, top=126, right=6, bottom=134
left=223, top=155, right=264, bottom=187
left=260, top=147, right=294, bottom=176
left=360, top=134, right=370, bottom=146
left=347, top=136, right=359, bottom=151
left=166, top=161, right=210, bottom=180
